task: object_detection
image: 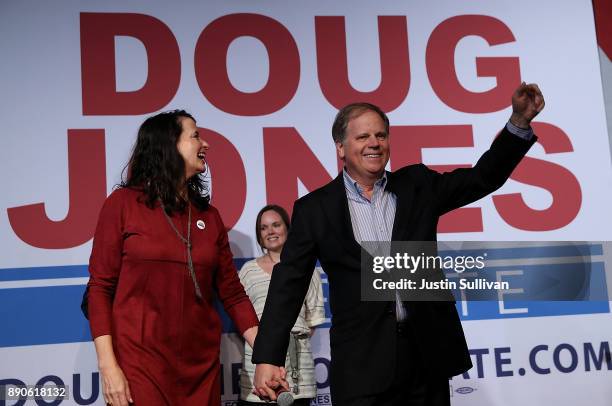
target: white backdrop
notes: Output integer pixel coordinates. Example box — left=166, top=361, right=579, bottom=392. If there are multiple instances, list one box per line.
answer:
left=1, top=1, right=611, bottom=405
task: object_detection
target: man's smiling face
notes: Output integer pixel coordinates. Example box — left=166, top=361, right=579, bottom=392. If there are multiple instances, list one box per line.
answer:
left=336, top=109, right=390, bottom=185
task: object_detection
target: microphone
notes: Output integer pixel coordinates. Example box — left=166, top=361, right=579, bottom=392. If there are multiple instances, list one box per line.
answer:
left=276, top=391, right=294, bottom=406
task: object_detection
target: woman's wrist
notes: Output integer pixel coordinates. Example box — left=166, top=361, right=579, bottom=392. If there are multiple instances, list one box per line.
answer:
left=98, top=356, right=119, bottom=371
left=243, top=325, right=258, bottom=348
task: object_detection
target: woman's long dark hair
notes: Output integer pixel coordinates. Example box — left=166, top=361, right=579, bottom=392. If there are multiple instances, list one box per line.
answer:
left=121, top=110, right=209, bottom=213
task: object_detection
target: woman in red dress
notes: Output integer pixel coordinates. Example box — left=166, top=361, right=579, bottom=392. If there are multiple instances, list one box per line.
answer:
left=86, top=110, right=259, bottom=406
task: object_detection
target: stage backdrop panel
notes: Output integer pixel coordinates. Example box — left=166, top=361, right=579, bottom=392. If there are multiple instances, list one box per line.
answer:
left=1, top=1, right=611, bottom=405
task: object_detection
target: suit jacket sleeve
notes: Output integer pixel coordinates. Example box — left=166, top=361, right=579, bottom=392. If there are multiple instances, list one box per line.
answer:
left=252, top=198, right=318, bottom=366
left=428, top=126, right=537, bottom=215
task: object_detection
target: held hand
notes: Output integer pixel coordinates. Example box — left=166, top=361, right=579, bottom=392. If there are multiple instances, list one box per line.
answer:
left=100, top=363, right=133, bottom=406
left=510, top=82, right=545, bottom=129
left=253, top=364, right=289, bottom=401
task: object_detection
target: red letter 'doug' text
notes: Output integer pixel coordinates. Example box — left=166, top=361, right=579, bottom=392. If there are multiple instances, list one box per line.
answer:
left=80, top=13, right=180, bottom=115
left=316, top=16, right=410, bottom=112
left=426, top=15, right=520, bottom=113
left=195, top=14, right=300, bottom=116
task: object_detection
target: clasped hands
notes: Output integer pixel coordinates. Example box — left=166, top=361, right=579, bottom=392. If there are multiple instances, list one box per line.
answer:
left=253, top=363, right=290, bottom=401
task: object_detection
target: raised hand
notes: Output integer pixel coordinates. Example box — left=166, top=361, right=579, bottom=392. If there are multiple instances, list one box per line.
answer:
left=510, top=82, right=545, bottom=129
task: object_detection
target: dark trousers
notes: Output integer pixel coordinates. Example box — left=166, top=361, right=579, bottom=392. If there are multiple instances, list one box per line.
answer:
left=339, top=323, right=450, bottom=406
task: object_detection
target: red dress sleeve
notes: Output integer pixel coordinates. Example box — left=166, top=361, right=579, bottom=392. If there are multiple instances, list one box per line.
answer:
left=87, top=190, right=125, bottom=339
left=211, top=208, right=259, bottom=335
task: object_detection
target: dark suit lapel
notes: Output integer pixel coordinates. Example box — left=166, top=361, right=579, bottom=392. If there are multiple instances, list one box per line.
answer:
left=387, top=170, right=414, bottom=241
left=322, top=173, right=362, bottom=258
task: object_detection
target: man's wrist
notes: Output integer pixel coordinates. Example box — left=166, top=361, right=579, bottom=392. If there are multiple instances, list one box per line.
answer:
left=509, top=113, right=530, bottom=129
left=506, top=118, right=534, bottom=140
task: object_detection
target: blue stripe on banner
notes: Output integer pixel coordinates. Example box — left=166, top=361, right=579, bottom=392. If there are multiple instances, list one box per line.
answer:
left=0, top=246, right=600, bottom=281
left=0, top=247, right=609, bottom=347
left=0, top=265, right=89, bottom=281
left=445, top=262, right=610, bottom=301
left=0, top=285, right=92, bottom=347
left=457, top=301, right=610, bottom=320
left=0, top=260, right=333, bottom=347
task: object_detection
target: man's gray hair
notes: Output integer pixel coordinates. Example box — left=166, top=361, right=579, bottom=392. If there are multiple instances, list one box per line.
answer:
left=331, top=102, right=390, bottom=144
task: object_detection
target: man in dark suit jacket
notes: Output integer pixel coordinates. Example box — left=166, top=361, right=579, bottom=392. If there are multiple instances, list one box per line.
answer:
left=252, top=83, right=544, bottom=405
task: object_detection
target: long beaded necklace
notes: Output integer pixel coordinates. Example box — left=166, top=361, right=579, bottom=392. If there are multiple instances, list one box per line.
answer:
left=161, top=203, right=203, bottom=300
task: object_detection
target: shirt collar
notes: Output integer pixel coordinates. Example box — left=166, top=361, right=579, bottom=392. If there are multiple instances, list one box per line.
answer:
left=342, top=168, right=387, bottom=197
